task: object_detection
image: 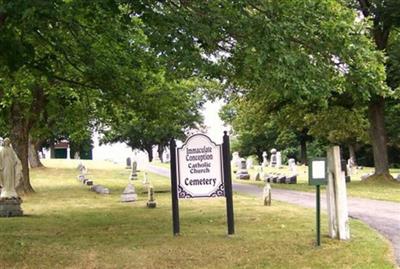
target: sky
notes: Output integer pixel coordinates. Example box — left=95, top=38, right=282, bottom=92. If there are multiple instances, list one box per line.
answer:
left=201, top=99, right=226, bottom=144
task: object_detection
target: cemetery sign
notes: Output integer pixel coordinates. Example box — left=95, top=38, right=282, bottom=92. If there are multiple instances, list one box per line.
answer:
left=177, top=134, right=224, bottom=198
left=170, top=132, right=235, bottom=236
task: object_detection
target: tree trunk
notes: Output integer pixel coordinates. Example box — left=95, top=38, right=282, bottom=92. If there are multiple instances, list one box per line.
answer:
left=145, top=145, right=153, bottom=162
left=10, top=106, right=35, bottom=194
left=348, top=144, right=357, bottom=166
left=28, top=137, right=44, bottom=168
left=300, top=139, right=307, bottom=165
left=157, top=145, right=164, bottom=163
left=368, top=97, right=390, bottom=176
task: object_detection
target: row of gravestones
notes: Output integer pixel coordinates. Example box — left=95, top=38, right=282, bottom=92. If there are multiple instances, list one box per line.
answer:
left=78, top=160, right=156, bottom=208
left=77, top=163, right=110, bottom=194
left=233, top=153, right=298, bottom=184
left=232, top=149, right=283, bottom=171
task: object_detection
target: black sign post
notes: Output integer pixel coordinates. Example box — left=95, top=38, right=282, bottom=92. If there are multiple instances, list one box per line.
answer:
left=223, top=131, right=235, bottom=235
left=308, top=158, right=328, bottom=246
left=170, top=138, right=180, bottom=236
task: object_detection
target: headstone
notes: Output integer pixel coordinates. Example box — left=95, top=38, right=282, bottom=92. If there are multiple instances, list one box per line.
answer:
left=164, top=152, right=170, bottom=163
left=142, top=172, right=150, bottom=186
left=0, top=138, right=23, bottom=217
left=90, top=185, right=110, bottom=195
left=276, top=151, right=282, bottom=168
left=261, top=151, right=268, bottom=168
left=236, top=158, right=250, bottom=180
left=285, top=175, right=297, bottom=184
left=74, top=152, right=80, bottom=159
left=288, top=158, right=298, bottom=176
left=126, top=157, right=132, bottom=169
left=129, top=161, right=138, bottom=180
left=77, top=162, right=88, bottom=177
left=246, top=157, right=253, bottom=170
left=347, top=158, right=355, bottom=175
left=121, top=183, right=138, bottom=202
left=146, top=186, right=157, bottom=208
left=277, top=174, right=286, bottom=184
left=232, top=152, right=241, bottom=172
left=269, top=149, right=277, bottom=167
left=263, top=183, right=271, bottom=206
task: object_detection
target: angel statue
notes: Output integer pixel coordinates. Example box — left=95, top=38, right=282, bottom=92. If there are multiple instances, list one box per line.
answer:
left=0, top=138, right=22, bottom=199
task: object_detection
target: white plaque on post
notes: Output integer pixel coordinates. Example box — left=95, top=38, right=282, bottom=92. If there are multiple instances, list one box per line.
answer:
left=177, top=134, right=225, bottom=198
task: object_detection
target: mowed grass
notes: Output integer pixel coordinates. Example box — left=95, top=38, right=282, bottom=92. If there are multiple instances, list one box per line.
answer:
left=0, top=160, right=396, bottom=269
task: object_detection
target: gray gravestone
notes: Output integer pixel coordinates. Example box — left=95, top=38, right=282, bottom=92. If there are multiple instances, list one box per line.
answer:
left=129, top=161, right=138, bottom=180
left=146, top=186, right=157, bottom=208
left=236, top=158, right=250, bottom=180
left=269, top=149, right=277, bottom=167
left=90, top=185, right=110, bottom=195
left=126, top=157, right=132, bottom=169
left=121, top=183, right=138, bottom=202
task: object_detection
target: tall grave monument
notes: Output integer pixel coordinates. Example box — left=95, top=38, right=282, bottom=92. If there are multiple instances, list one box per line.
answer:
left=0, top=138, right=23, bottom=217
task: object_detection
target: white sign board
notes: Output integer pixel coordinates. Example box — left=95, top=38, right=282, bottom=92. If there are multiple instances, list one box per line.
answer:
left=177, top=134, right=225, bottom=198
left=312, top=160, right=326, bottom=179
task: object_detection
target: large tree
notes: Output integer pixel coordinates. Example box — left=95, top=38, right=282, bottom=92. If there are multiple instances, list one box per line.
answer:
left=0, top=0, right=154, bottom=193
left=129, top=0, right=391, bottom=177
left=353, top=0, right=400, bottom=177
left=100, top=77, right=206, bottom=161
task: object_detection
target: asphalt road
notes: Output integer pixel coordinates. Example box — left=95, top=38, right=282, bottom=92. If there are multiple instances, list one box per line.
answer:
left=147, top=165, right=400, bottom=267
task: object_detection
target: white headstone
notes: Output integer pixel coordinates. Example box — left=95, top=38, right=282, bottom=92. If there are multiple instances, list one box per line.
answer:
left=269, top=149, right=277, bottom=167
left=276, top=151, right=282, bottom=168
left=262, top=151, right=268, bottom=168
left=232, top=152, right=241, bottom=168
left=288, top=158, right=297, bottom=176
left=246, top=158, right=253, bottom=170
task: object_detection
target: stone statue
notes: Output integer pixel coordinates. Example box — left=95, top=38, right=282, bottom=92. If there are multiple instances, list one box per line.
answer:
left=0, top=138, right=22, bottom=199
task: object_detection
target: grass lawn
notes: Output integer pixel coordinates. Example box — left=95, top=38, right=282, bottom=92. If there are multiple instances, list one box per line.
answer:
left=0, top=159, right=396, bottom=268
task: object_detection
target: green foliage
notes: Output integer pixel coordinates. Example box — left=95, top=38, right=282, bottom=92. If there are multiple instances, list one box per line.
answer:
left=99, top=76, right=207, bottom=158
